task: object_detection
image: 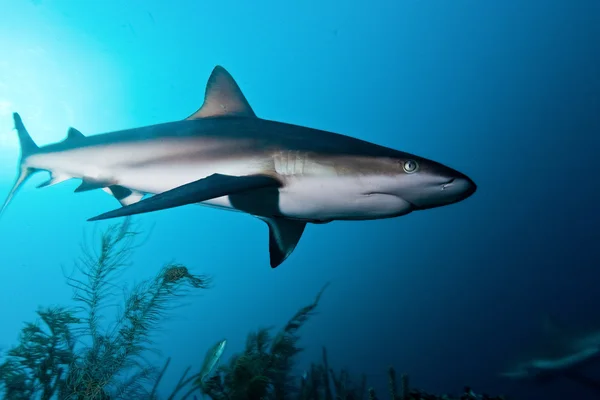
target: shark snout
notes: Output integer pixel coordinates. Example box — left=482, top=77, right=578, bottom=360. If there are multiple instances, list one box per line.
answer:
left=442, top=174, right=477, bottom=201
left=401, top=170, right=477, bottom=211
left=436, top=173, right=477, bottom=208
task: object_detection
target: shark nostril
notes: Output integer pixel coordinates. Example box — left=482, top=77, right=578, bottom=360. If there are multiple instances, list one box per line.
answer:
left=441, top=178, right=455, bottom=190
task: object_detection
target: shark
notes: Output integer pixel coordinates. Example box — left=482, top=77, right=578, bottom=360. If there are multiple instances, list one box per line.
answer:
left=500, top=317, right=600, bottom=390
left=0, top=65, right=476, bottom=268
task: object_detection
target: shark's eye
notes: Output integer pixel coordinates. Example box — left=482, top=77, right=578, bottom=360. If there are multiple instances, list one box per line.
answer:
left=403, top=160, right=418, bottom=173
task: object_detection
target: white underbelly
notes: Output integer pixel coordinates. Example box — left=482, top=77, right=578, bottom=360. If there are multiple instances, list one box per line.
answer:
left=273, top=176, right=412, bottom=221
left=190, top=177, right=411, bottom=221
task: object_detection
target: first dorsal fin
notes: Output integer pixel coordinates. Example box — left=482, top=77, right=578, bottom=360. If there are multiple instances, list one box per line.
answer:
left=66, top=127, right=85, bottom=141
left=186, top=66, right=256, bottom=120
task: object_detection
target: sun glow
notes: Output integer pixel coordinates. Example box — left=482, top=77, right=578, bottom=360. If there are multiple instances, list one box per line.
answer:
left=0, top=2, right=123, bottom=173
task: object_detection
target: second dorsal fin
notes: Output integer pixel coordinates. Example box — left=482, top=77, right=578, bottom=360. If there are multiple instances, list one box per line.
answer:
left=186, top=66, right=256, bottom=120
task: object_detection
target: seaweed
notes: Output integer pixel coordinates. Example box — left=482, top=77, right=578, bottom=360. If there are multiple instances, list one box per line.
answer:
left=0, top=306, right=78, bottom=399
left=0, top=218, right=508, bottom=400
left=295, top=362, right=503, bottom=400
left=168, top=282, right=506, bottom=400
left=198, top=284, right=330, bottom=400
left=0, top=219, right=211, bottom=400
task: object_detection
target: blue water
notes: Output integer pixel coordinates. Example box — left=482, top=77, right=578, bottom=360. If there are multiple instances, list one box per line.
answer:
left=0, top=1, right=599, bottom=399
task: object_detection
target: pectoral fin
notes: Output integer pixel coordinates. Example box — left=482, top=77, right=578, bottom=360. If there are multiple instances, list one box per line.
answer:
left=259, top=216, right=306, bottom=268
left=88, top=174, right=281, bottom=221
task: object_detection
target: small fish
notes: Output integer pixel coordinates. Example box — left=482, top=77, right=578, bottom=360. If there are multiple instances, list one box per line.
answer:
left=198, top=339, right=227, bottom=383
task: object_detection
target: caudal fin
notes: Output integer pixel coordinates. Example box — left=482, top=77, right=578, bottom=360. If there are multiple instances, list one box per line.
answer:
left=0, top=113, right=41, bottom=218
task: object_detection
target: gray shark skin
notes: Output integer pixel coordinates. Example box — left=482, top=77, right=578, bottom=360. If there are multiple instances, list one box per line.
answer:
left=500, top=317, right=600, bottom=388
left=1, top=65, right=476, bottom=268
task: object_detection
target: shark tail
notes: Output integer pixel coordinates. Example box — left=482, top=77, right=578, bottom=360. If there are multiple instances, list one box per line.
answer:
left=0, top=113, right=42, bottom=218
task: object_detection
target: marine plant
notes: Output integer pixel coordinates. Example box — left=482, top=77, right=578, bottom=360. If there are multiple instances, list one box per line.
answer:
left=195, top=289, right=506, bottom=400
left=0, top=218, right=211, bottom=399
left=0, top=217, right=506, bottom=400
left=199, top=283, right=329, bottom=400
